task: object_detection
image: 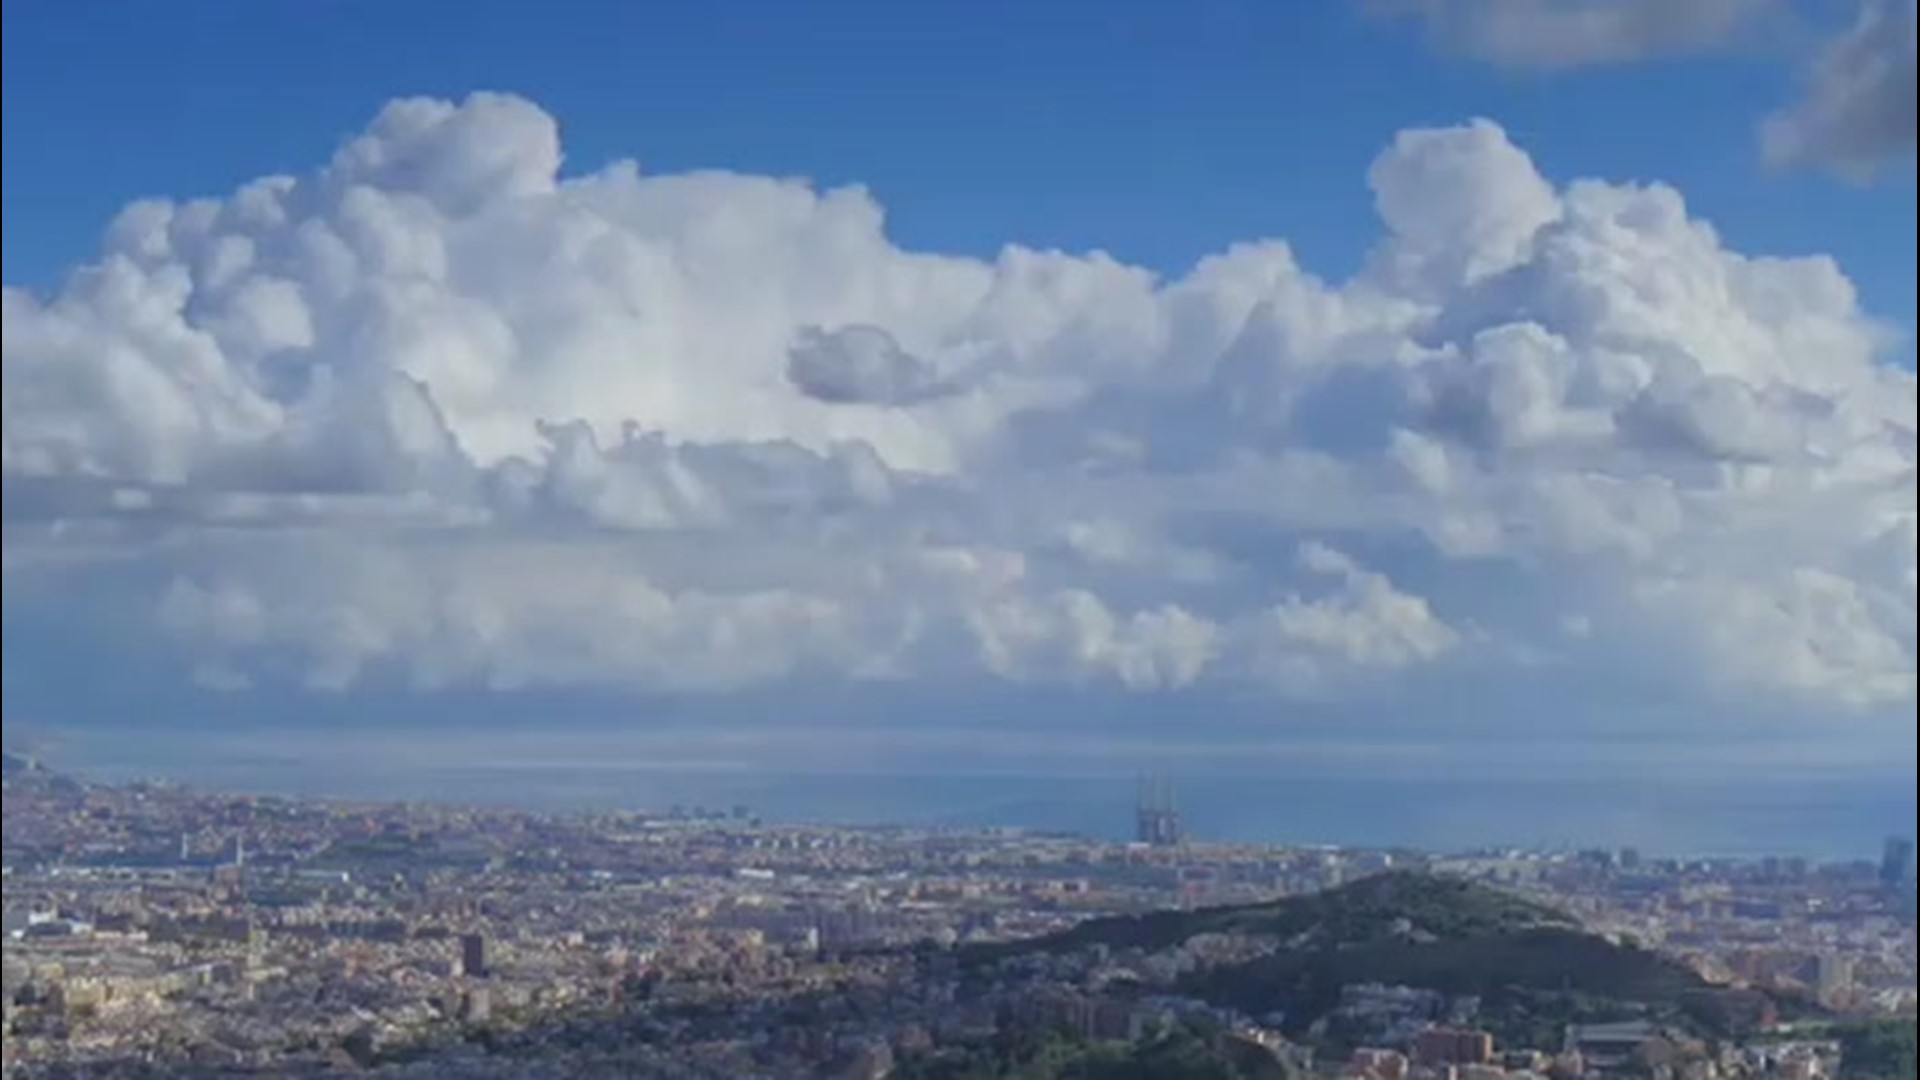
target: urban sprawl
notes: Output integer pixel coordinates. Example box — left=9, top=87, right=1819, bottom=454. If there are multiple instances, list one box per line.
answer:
left=3, top=754, right=1914, bottom=1078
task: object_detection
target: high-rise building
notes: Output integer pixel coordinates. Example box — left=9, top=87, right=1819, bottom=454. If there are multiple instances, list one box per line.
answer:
left=457, top=933, right=487, bottom=979
left=1414, top=1027, right=1495, bottom=1067
left=1881, top=837, right=1913, bottom=887
left=1134, top=776, right=1184, bottom=847
left=1350, top=1048, right=1409, bottom=1080
left=1815, top=952, right=1854, bottom=1004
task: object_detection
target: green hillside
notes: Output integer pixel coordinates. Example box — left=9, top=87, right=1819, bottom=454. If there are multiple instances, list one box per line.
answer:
left=896, top=1021, right=1302, bottom=1080
left=970, top=871, right=1759, bottom=1049
left=972, top=871, right=1573, bottom=962
left=1834, top=1020, right=1918, bottom=1080
left=1187, top=922, right=1713, bottom=1047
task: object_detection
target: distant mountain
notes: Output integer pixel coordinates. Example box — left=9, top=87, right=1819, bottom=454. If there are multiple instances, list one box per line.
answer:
left=971, top=871, right=1778, bottom=1048
left=1, top=749, right=83, bottom=797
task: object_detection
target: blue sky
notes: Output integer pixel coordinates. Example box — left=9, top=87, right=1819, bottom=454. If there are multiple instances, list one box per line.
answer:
left=1, top=1, right=1915, bottom=845
left=4, top=1, right=1914, bottom=331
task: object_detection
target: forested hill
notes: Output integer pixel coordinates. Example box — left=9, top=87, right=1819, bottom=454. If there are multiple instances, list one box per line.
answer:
left=971, top=870, right=1576, bottom=961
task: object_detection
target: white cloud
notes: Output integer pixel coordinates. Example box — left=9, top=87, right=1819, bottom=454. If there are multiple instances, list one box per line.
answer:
left=1762, top=0, right=1918, bottom=176
left=1, top=94, right=1913, bottom=717
left=968, top=591, right=1219, bottom=691
left=1372, top=0, right=1782, bottom=70
left=1635, top=567, right=1917, bottom=706
left=1378, top=0, right=1916, bottom=177
left=1227, top=543, right=1463, bottom=694
left=154, top=538, right=897, bottom=693
left=785, top=324, right=960, bottom=406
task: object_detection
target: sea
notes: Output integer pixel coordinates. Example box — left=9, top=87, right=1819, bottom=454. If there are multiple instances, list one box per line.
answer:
left=33, top=730, right=1915, bottom=863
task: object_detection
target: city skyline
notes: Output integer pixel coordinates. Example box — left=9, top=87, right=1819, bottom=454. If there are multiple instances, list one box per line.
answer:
left=3, top=752, right=1915, bottom=1074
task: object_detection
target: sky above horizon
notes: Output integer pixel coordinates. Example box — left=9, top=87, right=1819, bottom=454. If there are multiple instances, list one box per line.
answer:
left=2, top=1, right=1916, bottom=825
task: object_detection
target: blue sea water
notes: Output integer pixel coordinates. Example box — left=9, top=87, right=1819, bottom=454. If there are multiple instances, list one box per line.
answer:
left=10, top=666, right=1914, bottom=864
left=40, top=731, right=1914, bottom=862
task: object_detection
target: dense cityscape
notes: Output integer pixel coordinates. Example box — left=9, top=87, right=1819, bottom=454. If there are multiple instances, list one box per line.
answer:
left=4, top=752, right=1914, bottom=1078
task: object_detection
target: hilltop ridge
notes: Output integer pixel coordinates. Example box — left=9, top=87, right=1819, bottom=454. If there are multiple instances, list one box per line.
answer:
left=972, top=869, right=1576, bottom=961
left=967, top=870, right=1776, bottom=1049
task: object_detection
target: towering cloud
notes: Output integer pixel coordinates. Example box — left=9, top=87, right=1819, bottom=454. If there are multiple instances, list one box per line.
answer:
left=2, top=94, right=1913, bottom=714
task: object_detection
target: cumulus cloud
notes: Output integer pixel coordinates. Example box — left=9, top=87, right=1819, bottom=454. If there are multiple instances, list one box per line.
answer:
left=1, top=93, right=1913, bottom=717
left=1762, top=0, right=1918, bottom=176
left=1371, top=0, right=1782, bottom=70
left=786, top=325, right=960, bottom=405
left=1227, top=543, right=1462, bottom=693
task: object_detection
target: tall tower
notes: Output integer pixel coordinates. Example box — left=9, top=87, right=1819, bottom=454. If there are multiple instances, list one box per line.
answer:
left=1881, top=836, right=1914, bottom=887
left=1135, top=775, right=1155, bottom=845
left=1134, top=775, right=1185, bottom=847
left=458, top=932, right=488, bottom=979
left=1158, top=776, right=1183, bottom=847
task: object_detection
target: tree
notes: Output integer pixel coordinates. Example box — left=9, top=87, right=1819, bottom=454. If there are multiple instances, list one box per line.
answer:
left=1835, top=1020, right=1917, bottom=1080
